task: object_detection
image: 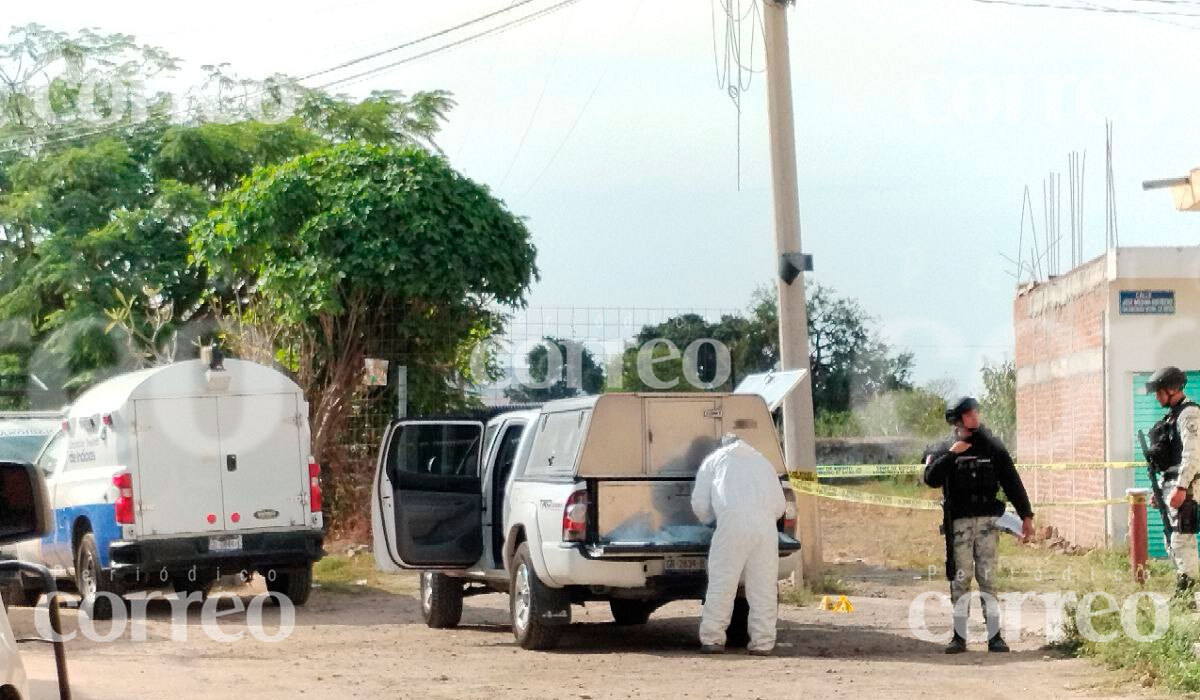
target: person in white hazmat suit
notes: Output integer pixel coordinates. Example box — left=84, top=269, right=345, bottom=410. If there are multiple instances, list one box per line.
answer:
left=690, top=434, right=786, bottom=655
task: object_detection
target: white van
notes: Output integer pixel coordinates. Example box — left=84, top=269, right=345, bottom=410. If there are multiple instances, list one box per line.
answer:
left=2, top=358, right=324, bottom=617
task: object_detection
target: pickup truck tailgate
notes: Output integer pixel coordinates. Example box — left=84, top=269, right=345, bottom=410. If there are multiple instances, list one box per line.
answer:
left=592, top=480, right=800, bottom=555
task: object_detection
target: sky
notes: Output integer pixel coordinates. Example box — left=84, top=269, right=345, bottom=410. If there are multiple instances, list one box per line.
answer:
left=6, top=0, right=1200, bottom=395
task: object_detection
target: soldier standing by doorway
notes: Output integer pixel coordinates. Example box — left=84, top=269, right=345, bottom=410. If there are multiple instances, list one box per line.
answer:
left=1144, top=367, right=1200, bottom=594
left=923, top=397, right=1035, bottom=654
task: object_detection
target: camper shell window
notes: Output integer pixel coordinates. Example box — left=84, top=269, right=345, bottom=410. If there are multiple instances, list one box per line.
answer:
left=525, top=410, right=590, bottom=477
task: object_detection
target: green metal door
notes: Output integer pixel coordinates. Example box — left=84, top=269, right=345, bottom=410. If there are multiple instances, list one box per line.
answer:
left=1132, top=371, right=1200, bottom=559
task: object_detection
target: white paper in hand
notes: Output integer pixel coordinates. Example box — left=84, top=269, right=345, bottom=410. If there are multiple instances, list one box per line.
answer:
left=994, top=512, right=1023, bottom=537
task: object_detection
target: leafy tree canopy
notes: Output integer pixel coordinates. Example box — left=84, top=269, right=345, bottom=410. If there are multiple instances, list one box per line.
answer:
left=192, top=141, right=538, bottom=459
left=505, top=337, right=605, bottom=403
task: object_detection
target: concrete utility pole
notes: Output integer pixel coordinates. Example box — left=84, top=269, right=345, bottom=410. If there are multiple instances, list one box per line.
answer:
left=763, top=0, right=823, bottom=585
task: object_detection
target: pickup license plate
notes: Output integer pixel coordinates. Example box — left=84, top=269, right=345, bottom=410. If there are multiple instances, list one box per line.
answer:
left=209, top=535, right=242, bottom=552
left=664, top=555, right=705, bottom=573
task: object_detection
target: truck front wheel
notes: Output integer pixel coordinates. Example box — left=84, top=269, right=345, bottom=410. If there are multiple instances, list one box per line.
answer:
left=265, top=564, right=312, bottom=606
left=420, top=572, right=464, bottom=628
left=75, top=533, right=122, bottom=620
left=510, top=543, right=565, bottom=650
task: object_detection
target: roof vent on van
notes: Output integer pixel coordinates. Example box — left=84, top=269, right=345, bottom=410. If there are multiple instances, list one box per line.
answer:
left=201, top=344, right=231, bottom=391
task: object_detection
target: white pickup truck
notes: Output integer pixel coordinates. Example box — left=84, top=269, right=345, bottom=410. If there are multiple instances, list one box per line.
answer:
left=372, top=393, right=801, bottom=650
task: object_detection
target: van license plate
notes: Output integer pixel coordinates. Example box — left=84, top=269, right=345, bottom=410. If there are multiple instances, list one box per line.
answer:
left=664, top=556, right=705, bottom=573
left=209, top=535, right=242, bottom=552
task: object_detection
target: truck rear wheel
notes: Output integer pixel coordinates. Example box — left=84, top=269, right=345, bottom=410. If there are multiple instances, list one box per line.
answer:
left=75, top=533, right=122, bottom=620
left=265, top=564, right=313, bottom=606
left=726, top=596, right=751, bottom=648
left=420, top=572, right=464, bottom=629
left=609, top=599, right=656, bottom=626
left=510, top=543, right=565, bottom=650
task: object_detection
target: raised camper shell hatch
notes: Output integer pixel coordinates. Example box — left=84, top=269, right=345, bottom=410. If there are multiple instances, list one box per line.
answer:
left=535, top=393, right=785, bottom=479
left=528, top=393, right=790, bottom=553
left=67, top=359, right=312, bottom=537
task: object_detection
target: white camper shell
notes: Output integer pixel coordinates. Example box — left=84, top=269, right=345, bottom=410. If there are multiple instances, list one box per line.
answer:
left=2, top=359, right=324, bottom=613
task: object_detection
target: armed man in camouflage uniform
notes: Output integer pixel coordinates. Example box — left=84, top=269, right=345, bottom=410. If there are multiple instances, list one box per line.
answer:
left=924, top=397, right=1035, bottom=654
left=1144, top=367, right=1200, bottom=594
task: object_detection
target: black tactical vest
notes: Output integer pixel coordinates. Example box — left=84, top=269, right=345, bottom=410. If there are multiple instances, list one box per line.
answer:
left=949, top=455, right=998, bottom=509
left=1149, top=399, right=1200, bottom=469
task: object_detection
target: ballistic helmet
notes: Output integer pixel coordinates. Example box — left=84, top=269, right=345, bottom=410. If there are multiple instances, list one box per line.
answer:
left=1146, top=366, right=1187, bottom=393
left=944, top=396, right=980, bottom=425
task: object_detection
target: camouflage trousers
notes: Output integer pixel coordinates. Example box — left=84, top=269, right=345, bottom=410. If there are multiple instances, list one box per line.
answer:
left=949, top=516, right=1000, bottom=638
left=1164, top=479, right=1200, bottom=579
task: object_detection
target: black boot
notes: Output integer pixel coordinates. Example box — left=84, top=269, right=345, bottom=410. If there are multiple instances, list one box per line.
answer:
left=1176, top=573, right=1194, bottom=596
left=944, top=633, right=967, bottom=654
left=987, top=633, right=1010, bottom=653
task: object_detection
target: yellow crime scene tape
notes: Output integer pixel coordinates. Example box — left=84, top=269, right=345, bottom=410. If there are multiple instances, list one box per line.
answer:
left=812, top=461, right=1143, bottom=479
left=790, top=470, right=1129, bottom=510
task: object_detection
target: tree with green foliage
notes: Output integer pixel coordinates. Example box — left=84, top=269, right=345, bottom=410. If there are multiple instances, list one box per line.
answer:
left=980, top=358, right=1016, bottom=448
left=191, top=141, right=538, bottom=474
left=505, top=337, right=605, bottom=403
left=0, top=24, right=458, bottom=406
left=618, top=283, right=913, bottom=421
left=854, top=388, right=947, bottom=438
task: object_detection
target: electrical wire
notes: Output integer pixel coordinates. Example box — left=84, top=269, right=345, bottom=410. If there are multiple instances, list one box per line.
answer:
left=498, top=4, right=574, bottom=189
left=297, top=0, right=538, bottom=85
left=966, top=0, right=1200, bottom=17
left=0, top=0, right=579, bottom=155
left=517, top=0, right=644, bottom=201
left=315, top=0, right=584, bottom=92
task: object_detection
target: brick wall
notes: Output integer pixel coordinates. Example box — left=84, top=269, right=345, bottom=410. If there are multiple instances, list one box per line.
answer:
left=1014, top=269, right=1108, bottom=548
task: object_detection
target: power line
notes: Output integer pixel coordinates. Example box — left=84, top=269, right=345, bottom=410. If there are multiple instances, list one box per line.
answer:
left=966, top=0, right=1200, bottom=17
left=315, top=0, right=585, bottom=92
left=298, top=0, right=537, bottom=85
left=499, top=5, right=574, bottom=189
left=0, top=0, right=579, bottom=155
left=517, top=0, right=644, bottom=201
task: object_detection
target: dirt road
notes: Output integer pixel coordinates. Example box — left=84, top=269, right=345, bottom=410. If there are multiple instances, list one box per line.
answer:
left=12, top=577, right=1150, bottom=700
left=12, top=499, right=1157, bottom=699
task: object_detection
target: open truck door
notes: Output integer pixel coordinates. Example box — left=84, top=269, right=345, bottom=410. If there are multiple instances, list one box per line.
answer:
left=0, top=460, right=71, bottom=700
left=373, top=420, right=486, bottom=571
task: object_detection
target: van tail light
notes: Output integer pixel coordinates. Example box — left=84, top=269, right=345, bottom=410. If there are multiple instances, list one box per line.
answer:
left=308, top=461, right=322, bottom=513
left=562, top=489, right=588, bottom=543
left=113, top=471, right=135, bottom=525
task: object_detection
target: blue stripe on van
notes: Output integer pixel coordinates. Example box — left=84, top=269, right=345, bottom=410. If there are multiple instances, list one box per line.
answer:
left=49, top=503, right=124, bottom=569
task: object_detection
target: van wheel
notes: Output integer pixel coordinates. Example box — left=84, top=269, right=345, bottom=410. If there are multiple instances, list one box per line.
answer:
left=510, top=543, right=565, bottom=650
left=75, top=533, right=121, bottom=620
left=610, top=599, right=656, bottom=626
left=420, top=572, right=464, bottom=628
left=265, top=564, right=312, bottom=606
left=726, top=596, right=751, bottom=648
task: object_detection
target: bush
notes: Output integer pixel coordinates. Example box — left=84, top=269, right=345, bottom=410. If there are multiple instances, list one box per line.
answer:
left=815, top=410, right=862, bottom=438
left=853, top=388, right=945, bottom=439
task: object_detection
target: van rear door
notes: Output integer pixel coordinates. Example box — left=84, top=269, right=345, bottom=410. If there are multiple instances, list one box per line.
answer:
left=374, top=420, right=484, bottom=570
left=216, top=394, right=308, bottom=530
left=133, top=397, right=225, bottom=536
